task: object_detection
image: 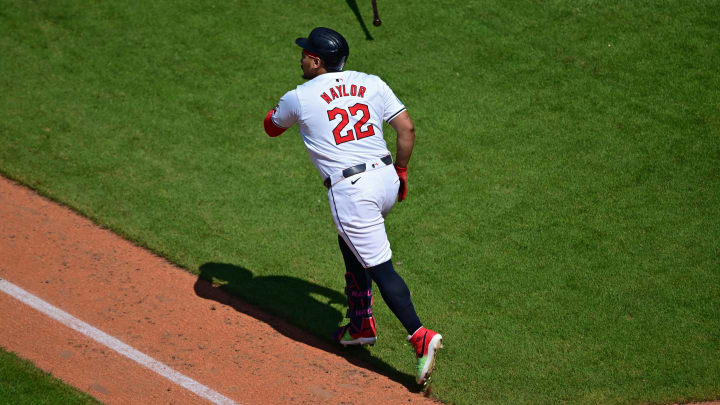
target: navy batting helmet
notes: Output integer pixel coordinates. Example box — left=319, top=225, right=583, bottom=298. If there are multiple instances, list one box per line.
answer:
left=296, top=27, right=349, bottom=72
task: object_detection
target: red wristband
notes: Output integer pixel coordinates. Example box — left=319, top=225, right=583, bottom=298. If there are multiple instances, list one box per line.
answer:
left=394, top=164, right=408, bottom=202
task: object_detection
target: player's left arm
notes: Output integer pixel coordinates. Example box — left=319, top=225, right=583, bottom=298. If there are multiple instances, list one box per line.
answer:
left=264, top=107, right=287, bottom=137
left=264, top=90, right=300, bottom=137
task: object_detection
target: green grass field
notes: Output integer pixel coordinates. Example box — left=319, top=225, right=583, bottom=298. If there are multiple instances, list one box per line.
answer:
left=1, top=0, right=719, bottom=404
left=0, top=348, right=100, bottom=404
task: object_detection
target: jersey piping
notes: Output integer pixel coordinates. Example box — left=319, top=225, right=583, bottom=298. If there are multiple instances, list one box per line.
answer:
left=387, top=107, right=407, bottom=123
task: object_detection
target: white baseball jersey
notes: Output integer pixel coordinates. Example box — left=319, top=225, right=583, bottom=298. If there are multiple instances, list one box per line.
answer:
left=270, top=70, right=406, bottom=179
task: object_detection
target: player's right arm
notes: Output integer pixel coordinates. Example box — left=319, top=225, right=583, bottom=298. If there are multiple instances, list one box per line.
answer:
left=389, top=111, right=415, bottom=168
left=264, top=90, right=300, bottom=137
left=389, top=110, right=414, bottom=202
left=378, top=77, right=415, bottom=202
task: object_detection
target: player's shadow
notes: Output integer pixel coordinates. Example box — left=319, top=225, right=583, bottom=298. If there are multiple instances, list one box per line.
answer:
left=345, top=0, right=374, bottom=40
left=193, top=262, right=419, bottom=391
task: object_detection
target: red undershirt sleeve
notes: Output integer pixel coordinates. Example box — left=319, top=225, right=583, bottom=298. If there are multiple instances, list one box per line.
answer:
left=264, top=108, right=288, bottom=137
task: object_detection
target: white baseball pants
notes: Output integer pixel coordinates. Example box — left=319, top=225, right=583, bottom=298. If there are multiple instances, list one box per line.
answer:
left=328, top=163, right=399, bottom=268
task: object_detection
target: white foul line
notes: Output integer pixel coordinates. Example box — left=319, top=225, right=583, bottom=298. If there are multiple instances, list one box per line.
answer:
left=0, top=278, right=237, bottom=405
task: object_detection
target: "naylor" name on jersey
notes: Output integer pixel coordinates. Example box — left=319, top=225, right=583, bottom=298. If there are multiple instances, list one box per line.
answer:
left=320, top=84, right=367, bottom=104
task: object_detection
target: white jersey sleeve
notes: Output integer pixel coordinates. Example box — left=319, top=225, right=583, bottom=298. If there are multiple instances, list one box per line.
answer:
left=379, top=79, right=406, bottom=123
left=272, top=89, right=301, bottom=128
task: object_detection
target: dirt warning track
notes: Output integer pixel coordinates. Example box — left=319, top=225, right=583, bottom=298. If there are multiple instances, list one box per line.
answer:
left=0, top=176, right=439, bottom=404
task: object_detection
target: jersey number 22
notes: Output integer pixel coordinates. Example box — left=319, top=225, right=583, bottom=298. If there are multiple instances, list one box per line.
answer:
left=327, top=103, right=375, bottom=145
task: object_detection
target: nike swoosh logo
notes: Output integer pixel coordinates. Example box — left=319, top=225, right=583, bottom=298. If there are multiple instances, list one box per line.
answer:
left=351, top=178, right=361, bottom=185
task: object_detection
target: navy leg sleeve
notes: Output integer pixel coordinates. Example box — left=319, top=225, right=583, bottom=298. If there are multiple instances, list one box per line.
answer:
left=338, top=235, right=372, bottom=291
left=368, top=259, right=422, bottom=335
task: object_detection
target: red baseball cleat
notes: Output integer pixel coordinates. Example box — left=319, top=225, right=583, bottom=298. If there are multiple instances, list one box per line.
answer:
left=333, top=316, right=377, bottom=346
left=408, top=326, right=443, bottom=385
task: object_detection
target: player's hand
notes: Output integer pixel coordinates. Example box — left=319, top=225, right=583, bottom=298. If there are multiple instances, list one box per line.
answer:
left=394, top=164, right=407, bottom=202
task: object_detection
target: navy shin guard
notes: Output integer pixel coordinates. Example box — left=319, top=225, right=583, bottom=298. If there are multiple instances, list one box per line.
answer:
left=344, top=272, right=373, bottom=318
left=338, top=236, right=373, bottom=318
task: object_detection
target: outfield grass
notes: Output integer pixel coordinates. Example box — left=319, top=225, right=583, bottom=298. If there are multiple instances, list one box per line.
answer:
left=1, top=1, right=719, bottom=404
left=0, top=348, right=100, bottom=404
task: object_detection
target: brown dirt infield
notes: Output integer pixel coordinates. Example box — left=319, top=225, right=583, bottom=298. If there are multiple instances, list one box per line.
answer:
left=0, top=176, right=441, bottom=404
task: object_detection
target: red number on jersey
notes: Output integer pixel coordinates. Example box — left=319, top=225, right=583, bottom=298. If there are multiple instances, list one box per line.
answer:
left=328, top=107, right=354, bottom=144
left=349, top=103, right=376, bottom=139
left=327, top=103, right=375, bottom=145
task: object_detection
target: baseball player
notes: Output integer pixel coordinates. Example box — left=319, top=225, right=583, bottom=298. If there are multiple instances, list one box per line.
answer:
left=263, top=27, right=442, bottom=385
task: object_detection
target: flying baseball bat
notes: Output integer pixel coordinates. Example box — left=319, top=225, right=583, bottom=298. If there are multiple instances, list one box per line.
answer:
left=371, top=0, right=382, bottom=26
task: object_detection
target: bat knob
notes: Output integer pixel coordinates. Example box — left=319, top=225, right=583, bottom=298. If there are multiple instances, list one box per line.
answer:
left=373, top=18, right=382, bottom=26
